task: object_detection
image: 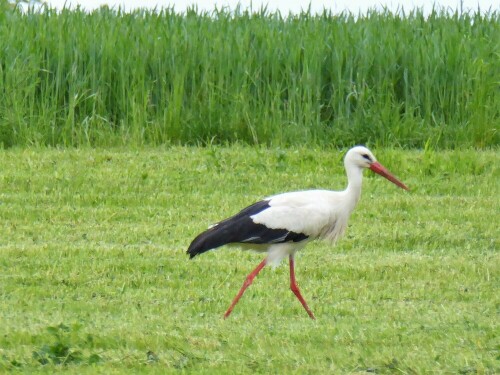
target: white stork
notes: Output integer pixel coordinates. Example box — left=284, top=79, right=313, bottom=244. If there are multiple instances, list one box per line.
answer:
left=187, top=146, right=409, bottom=319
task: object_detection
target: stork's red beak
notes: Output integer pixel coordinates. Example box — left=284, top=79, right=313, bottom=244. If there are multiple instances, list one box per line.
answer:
left=369, top=162, right=409, bottom=190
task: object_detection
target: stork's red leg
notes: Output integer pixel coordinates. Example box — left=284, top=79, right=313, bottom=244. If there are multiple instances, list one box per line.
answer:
left=289, top=255, right=316, bottom=320
left=224, top=258, right=267, bottom=319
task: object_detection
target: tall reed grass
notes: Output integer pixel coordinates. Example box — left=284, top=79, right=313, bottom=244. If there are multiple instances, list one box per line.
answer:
left=0, top=4, right=498, bottom=147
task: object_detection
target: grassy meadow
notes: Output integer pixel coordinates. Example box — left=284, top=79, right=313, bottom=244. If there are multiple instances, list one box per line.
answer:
left=0, top=146, right=498, bottom=373
left=0, top=2, right=498, bottom=373
left=0, top=5, right=499, bottom=148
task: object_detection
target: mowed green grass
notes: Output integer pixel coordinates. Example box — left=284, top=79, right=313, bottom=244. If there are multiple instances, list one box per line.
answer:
left=0, top=146, right=498, bottom=373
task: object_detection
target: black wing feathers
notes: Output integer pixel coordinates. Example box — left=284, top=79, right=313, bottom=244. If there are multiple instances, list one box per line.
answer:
left=187, top=200, right=308, bottom=259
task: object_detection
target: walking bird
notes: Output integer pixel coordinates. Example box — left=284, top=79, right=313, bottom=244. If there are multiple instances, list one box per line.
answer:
left=187, top=146, right=408, bottom=319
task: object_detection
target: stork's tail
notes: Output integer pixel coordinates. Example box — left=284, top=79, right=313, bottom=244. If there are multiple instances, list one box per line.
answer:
left=187, top=225, right=228, bottom=259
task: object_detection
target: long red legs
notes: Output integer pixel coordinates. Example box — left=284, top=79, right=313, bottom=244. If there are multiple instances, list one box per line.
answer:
left=224, top=258, right=267, bottom=319
left=289, top=255, right=316, bottom=320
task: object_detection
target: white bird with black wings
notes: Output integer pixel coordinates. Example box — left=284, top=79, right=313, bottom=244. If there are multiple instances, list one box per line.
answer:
left=187, top=146, right=409, bottom=319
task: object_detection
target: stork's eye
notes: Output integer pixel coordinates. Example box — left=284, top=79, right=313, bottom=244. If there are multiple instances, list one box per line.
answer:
left=362, top=154, right=372, bottom=161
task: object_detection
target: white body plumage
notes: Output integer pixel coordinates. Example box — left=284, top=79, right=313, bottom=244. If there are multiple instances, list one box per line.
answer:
left=249, top=188, right=358, bottom=265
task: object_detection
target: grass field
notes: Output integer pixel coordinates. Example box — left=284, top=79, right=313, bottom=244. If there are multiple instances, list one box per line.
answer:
left=0, top=146, right=498, bottom=373
left=0, top=5, right=499, bottom=147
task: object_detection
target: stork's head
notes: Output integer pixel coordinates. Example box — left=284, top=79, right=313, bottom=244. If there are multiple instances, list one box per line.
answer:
left=345, top=146, right=409, bottom=190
